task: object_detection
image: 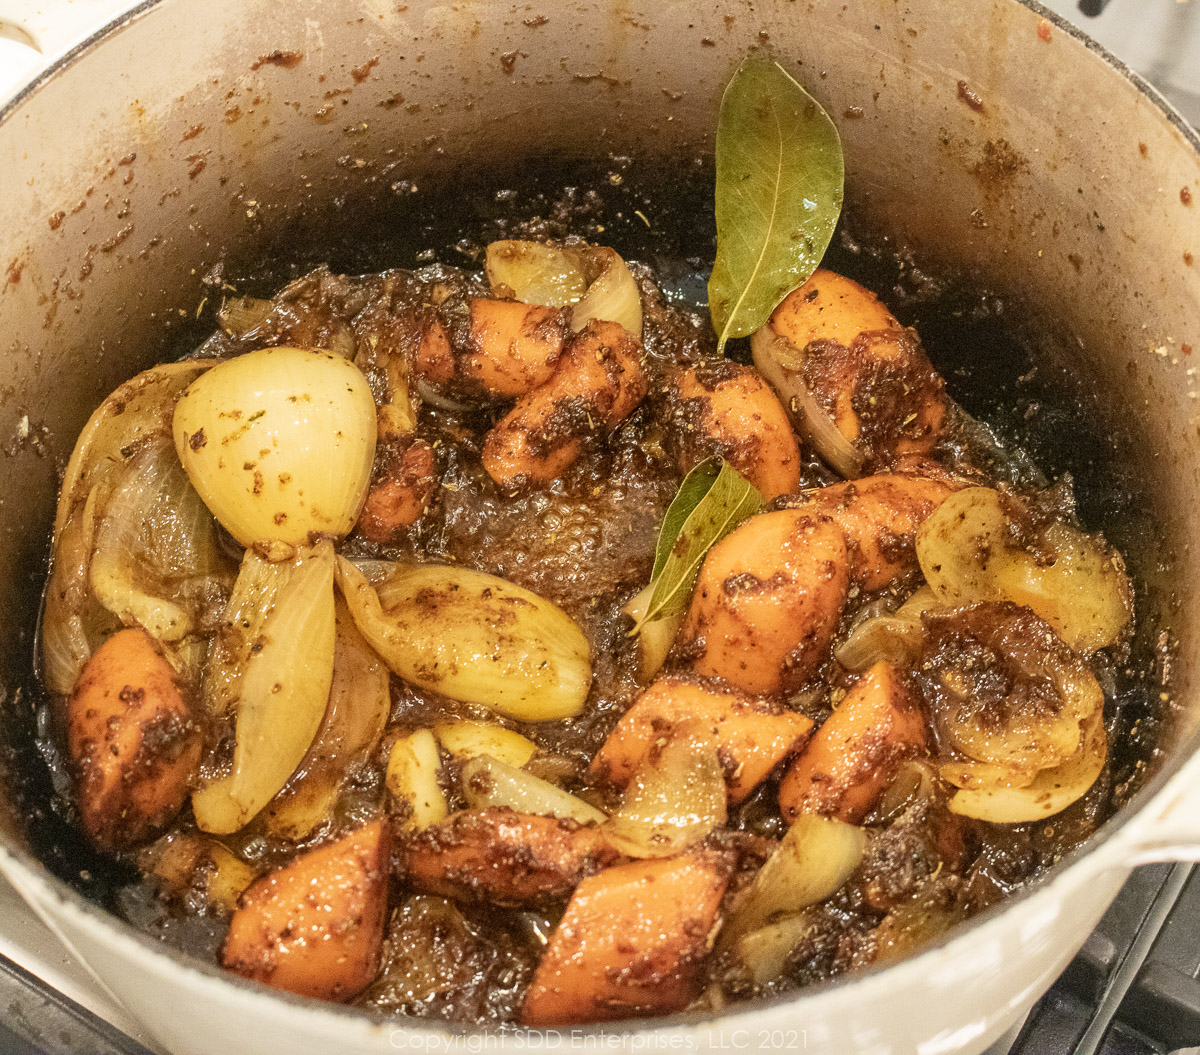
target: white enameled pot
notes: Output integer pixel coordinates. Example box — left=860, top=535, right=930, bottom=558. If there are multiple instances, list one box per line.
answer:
left=0, top=2, right=1199, bottom=1053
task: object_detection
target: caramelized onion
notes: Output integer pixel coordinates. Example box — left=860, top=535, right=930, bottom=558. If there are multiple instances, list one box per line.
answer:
left=622, top=582, right=684, bottom=682
left=460, top=755, right=606, bottom=826
left=948, top=712, right=1108, bottom=823
left=602, top=739, right=727, bottom=859
left=721, top=815, right=866, bottom=946
left=192, top=542, right=337, bottom=834
left=337, top=558, right=591, bottom=722
left=387, top=729, right=449, bottom=834
left=750, top=327, right=864, bottom=479
left=259, top=597, right=390, bottom=839
left=835, top=587, right=938, bottom=673
left=916, top=487, right=1131, bottom=653
left=90, top=440, right=228, bottom=644
left=484, top=240, right=643, bottom=337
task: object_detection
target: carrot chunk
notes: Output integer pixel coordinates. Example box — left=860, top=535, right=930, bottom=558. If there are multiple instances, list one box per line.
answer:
left=68, top=628, right=200, bottom=851
left=402, top=808, right=617, bottom=906
left=521, top=850, right=732, bottom=1025
left=589, top=675, right=812, bottom=803
left=222, top=819, right=390, bottom=1001
left=779, top=661, right=928, bottom=823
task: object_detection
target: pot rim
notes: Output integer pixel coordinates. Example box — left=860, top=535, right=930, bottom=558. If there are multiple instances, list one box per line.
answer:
left=1, top=0, right=1198, bottom=1041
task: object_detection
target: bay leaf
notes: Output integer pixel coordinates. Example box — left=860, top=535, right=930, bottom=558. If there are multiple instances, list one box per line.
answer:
left=635, top=459, right=764, bottom=632
left=708, top=56, right=845, bottom=353
left=650, top=458, right=720, bottom=581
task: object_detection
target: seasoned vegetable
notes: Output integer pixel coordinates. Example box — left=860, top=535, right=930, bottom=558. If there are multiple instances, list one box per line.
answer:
left=259, top=598, right=390, bottom=839
left=589, top=674, right=812, bottom=804
left=386, top=729, right=449, bottom=833
left=67, top=628, right=201, bottom=851
left=460, top=755, right=607, bottom=826
left=916, top=486, right=1131, bottom=653
left=485, top=241, right=643, bottom=337
left=521, top=850, right=733, bottom=1024
left=402, top=809, right=618, bottom=906
left=433, top=720, right=537, bottom=769
left=139, top=832, right=258, bottom=914
left=222, top=820, right=390, bottom=1001
left=482, top=319, right=647, bottom=491
left=752, top=269, right=947, bottom=476
left=602, top=739, right=727, bottom=858
left=337, top=558, right=591, bottom=721
left=779, top=662, right=928, bottom=824
left=721, top=815, right=866, bottom=946
left=192, top=542, right=337, bottom=834
left=173, top=346, right=377, bottom=546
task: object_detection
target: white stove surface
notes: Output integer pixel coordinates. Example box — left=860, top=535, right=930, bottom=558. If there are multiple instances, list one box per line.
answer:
left=0, top=0, right=1196, bottom=1051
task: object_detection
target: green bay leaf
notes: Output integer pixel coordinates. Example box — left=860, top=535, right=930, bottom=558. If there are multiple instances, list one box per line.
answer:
left=636, top=459, right=764, bottom=632
left=708, top=57, right=845, bottom=353
left=650, top=458, right=721, bottom=581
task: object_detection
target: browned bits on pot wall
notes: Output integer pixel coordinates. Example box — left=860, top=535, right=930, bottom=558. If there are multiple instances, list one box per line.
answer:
left=957, top=80, right=985, bottom=113
left=251, top=50, right=303, bottom=70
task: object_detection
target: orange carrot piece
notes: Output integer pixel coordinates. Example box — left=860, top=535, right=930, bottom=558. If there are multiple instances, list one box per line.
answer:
left=779, top=661, right=928, bottom=823
left=589, top=675, right=812, bottom=803
left=222, top=819, right=390, bottom=1002
left=402, top=808, right=617, bottom=907
left=68, top=628, right=200, bottom=852
left=521, top=850, right=732, bottom=1025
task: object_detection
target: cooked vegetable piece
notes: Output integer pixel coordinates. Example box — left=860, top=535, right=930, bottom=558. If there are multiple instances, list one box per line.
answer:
left=192, top=542, right=337, bottom=834
left=732, top=912, right=816, bottom=987
left=43, top=486, right=111, bottom=697
left=173, top=346, right=377, bottom=546
left=834, top=587, right=939, bottom=673
left=463, top=298, right=570, bottom=397
left=387, top=729, right=449, bottom=834
left=681, top=508, right=849, bottom=696
left=259, top=597, right=390, bottom=838
left=947, top=712, right=1108, bottom=823
left=337, top=558, right=591, bottom=721
left=916, top=486, right=1131, bottom=652
left=460, top=755, right=607, bottom=826
left=602, top=739, right=727, bottom=859
left=356, top=438, right=437, bottom=543
left=681, top=474, right=954, bottom=695
left=779, top=662, right=928, bottom=823
left=483, top=319, right=647, bottom=491
left=139, top=832, right=258, bottom=914
left=45, top=362, right=213, bottom=695
left=68, top=628, right=201, bottom=852
left=402, top=808, right=618, bottom=906
left=521, top=850, right=733, bottom=1024
left=55, top=361, right=210, bottom=542
left=433, top=720, right=537, bottom=768
left=721, top=814, right=866, bottom=945
left=920, top=602, right=1103, bottom=774
left=752, top=269, right=947, bottom=475
left=665, top=361, right=803, bottom=501
left=222, top=820, right=390, bottom=1001
left=622, top=583, right=683, bottom=683
left=485, top=241, right=643, bottom=337
left=89, top=438, right=229, bottom=643
left=589, top=675, right=813, bottom=803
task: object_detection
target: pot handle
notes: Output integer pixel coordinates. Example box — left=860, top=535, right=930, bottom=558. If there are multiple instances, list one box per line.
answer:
left=0, top=0, right=138, bottom=67
left=1116, top=754, right=1200, bottom=867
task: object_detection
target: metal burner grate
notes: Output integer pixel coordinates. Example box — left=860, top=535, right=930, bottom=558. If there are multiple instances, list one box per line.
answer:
left=987, top=864, right=1200, bottom=1054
